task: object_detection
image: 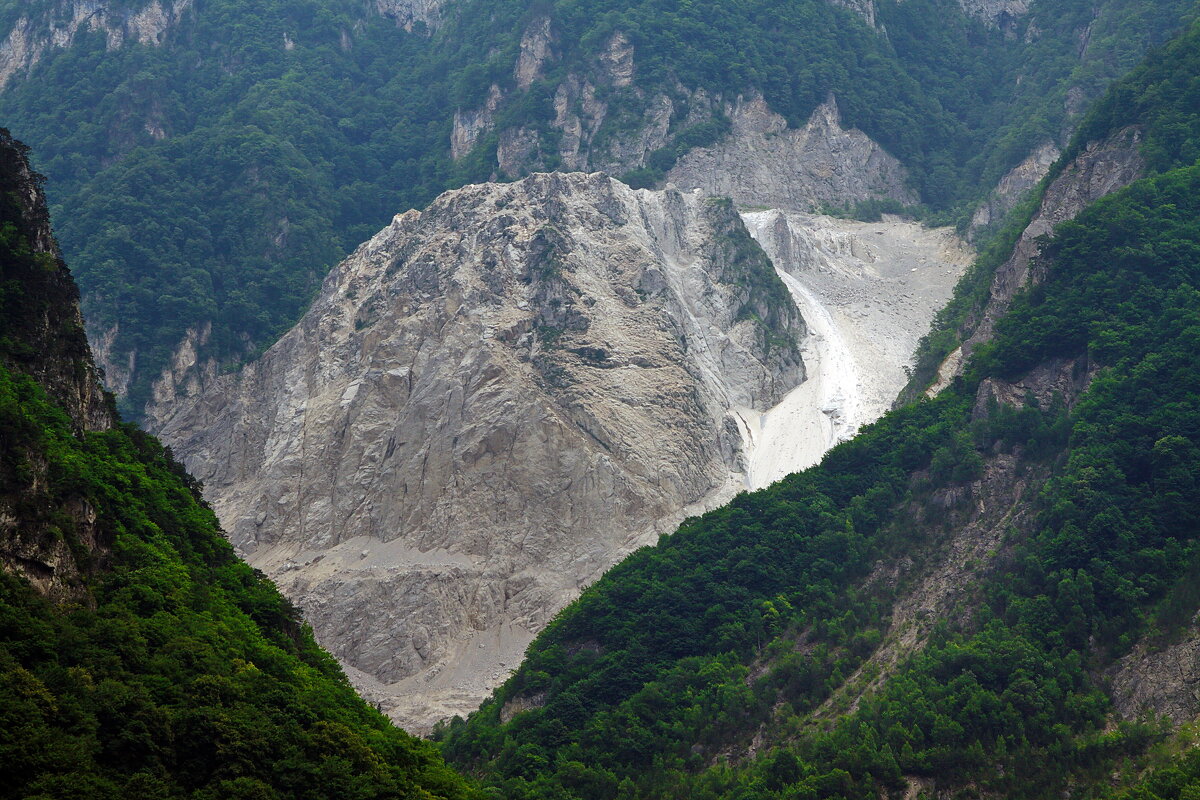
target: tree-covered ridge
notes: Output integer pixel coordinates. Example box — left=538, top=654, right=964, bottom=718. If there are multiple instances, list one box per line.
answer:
left=0, top=132, right=478, bottom=799
left=0, top=367, right=479, bottom=799
left=0, top=0, right=1191, bottom=415
left=437, top=47, right=1200, bottom=800
left=908, top=14, right=1200, bottom=395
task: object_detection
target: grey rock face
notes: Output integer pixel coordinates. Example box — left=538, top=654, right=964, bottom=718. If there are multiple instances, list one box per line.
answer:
left=961, top=126, right=1144, bottom=360
left=372, top=0, right=443, bottom=30
left=969, top=141, right=1061, bottom=236
left=0, top=0, right=192, bottom=90
left=957, top=0, right=1029, bottom=29
left=152, top=173, right=804, bottom=729
left=668, top=94, right=916, bottom=212
left=1109, top=628, right=1200, bottom=723
left=453, top=31, right=909, bottom=213
left=825, top=0, right=877, bottom=27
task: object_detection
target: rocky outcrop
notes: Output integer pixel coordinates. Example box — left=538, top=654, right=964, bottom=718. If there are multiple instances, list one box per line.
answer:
left=825, top=0, right=877, bottom=28
left=152, top=173, right=805, bottom=729
left=957, top=0, right=1030, bottom=30
left=947, top=126, right=1145, bottom=376
left=0, top=0, right=192, bottom=90
left=372, top=0, right=443, bottom=31
left=1109, top=627, right=1200, bottom=723
left=668, top=94, right=916, bottom=212
left=0, top=129, right=114, bottom=599
left=969, top=141, right=1061, bottom=235
left=515, top=17, right=554, bottom=90
left=451, top=84, right=503, bottom=161
left=0, top=130, right=111, bottom=433
left=148, top=321, right=219, bottom=412
left=598, top=32, right=635, bottom=88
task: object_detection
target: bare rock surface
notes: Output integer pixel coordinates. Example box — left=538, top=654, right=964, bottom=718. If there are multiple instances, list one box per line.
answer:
left=1109, top=627, right=1200, bottom=723
left=372, top=0, right=443, bottom=30
left=0, top=0, right=192, bottom=90
left=957, top=0, right=1030, bottom=29
left=933, top=125, right=1145, bottom=387
left=154, top=175, right=972, bottom=731
left=152, top=173, right=805, bottom=729
left=969, top=141, right=1061, bottom=235
left=669, top=95, right=916, bottom=213
left=738, top=210, right=971, bottom=484
left=825, top=0, right=877, bottom=27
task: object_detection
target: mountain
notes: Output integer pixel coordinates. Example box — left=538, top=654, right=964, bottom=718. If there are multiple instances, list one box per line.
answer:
left=148, top=172, right=971, bottom=728
left=436, top=19, right=1200, bottom=800
left=0, top=0, right=1190, bottom=416
left=0, top=128, right=477, bottom=800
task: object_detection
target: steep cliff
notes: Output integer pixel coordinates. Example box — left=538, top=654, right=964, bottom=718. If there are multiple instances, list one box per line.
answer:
left=0, top=127, right=114, bottom=600
left=152, top=173, right=806, bottom=727
left=0, top=131, right=478, bottom=799
left=0, top=0, right=192, bottom=89
left=668, top=95, right=916, bottom=212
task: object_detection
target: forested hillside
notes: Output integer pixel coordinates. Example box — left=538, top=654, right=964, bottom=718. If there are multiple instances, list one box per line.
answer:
left=437, top=21, right=1200, bottom=800
left=0, top=0, right=1191, bottom=415
left=0, top=129, right=478, bottom=800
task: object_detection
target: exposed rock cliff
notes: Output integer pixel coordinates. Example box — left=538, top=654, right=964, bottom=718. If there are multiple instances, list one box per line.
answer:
left=1109, top=627, right=1200, bottom=724
left=0, top=0, right=192, bottom=90
left=969, top=141, right=1061, bottom=235
left=0, top=129, right=114, bottom=599
left=670, top=94, right=916, bottom=213
left=0, top=130, right=110, bottom=433
left=825, top=0, right=877, bottom=28
left=928, top=125, right=1146, bottom=392
left=372, top=0, right=443, bottom=31
left=152, top=173, right=806, bottom=728
left=450, top=25, right=911, bottom=213
left=957, top=0, right=1030, bottom=30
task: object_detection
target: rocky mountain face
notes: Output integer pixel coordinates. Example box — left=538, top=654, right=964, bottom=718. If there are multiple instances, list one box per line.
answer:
left=373, top=0, right=444, bottom=30
left=668, top=95, right=916, bottom=212
left=0, top=0, right=192, bottom=89
left=152, top=170, right=974, bottom=729
left=928, top=124, right=1146, bottom=392
left=151, top=173, right=807, bottom=727
left=968, top=141, right=1061, bottom=236
left=0, top=129, right=114, bottom=599
left=448, top=21, right=913, bottom=213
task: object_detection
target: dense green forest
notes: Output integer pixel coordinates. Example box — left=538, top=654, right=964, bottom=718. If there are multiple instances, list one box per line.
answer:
left=437, top=21, right=1200, bottom=800
left=0, top=0, right=1191, bottom=414
left=0, top=132, right=478, bottom=800
left=910, top=9, right=1200, bottom=396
